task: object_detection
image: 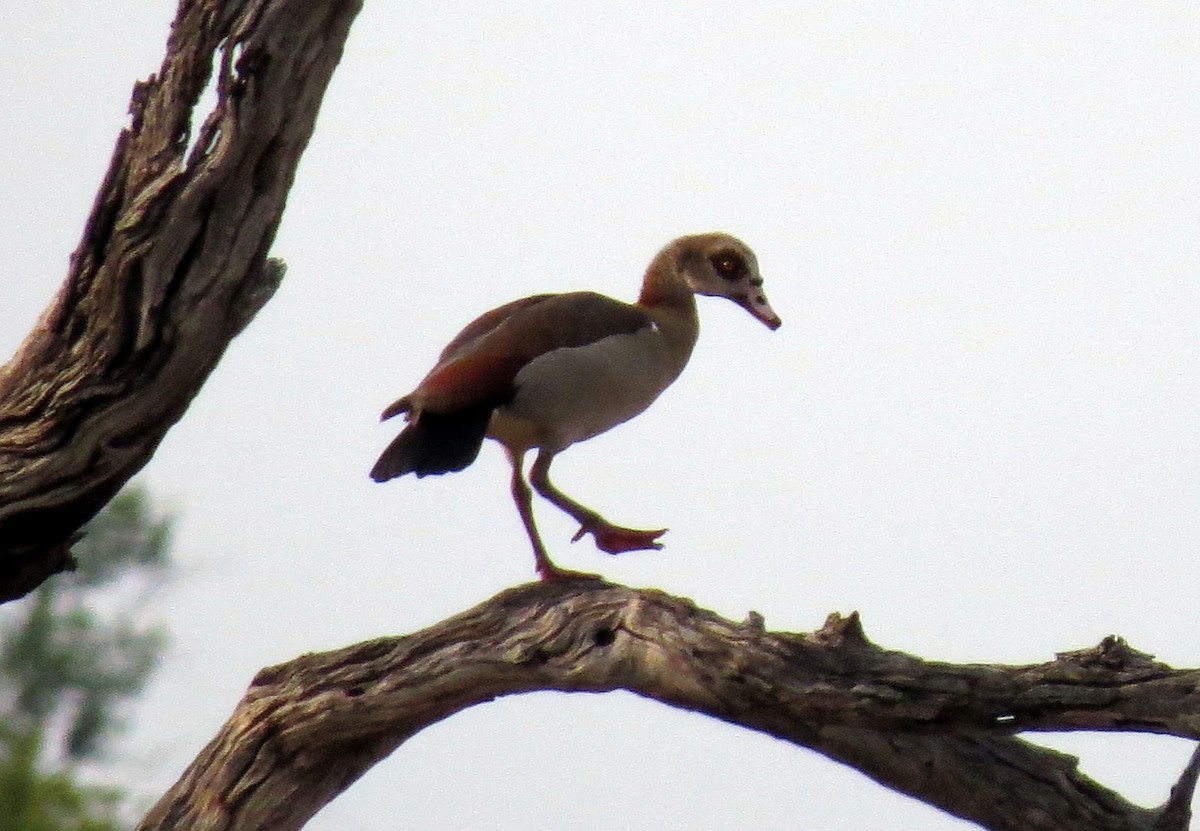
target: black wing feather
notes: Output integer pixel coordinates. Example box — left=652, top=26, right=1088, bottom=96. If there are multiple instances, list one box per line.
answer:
left=369, top=402, right=496, bottom=480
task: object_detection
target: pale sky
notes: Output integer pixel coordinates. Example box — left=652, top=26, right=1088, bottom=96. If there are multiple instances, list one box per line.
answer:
left=4, top=3, right=1200, bottom=829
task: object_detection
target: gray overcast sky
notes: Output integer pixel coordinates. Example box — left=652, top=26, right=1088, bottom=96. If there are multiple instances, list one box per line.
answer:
left=4, top=3, right=1199, bottom=829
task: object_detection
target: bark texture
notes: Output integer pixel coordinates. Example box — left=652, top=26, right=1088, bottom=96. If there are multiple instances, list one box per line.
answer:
left=8, top=3, right=1199, bottom=830
left=137, top=580, right=1198, bottom=831
left=0, top=0, right=363, bottom=602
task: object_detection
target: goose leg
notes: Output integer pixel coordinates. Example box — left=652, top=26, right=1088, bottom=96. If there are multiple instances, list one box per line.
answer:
left=529, top=450, right=667, bottom=555
left=507, top=449, right=599, bottom=581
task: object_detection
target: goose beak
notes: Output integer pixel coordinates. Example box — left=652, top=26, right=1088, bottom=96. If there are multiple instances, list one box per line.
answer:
left=737, top=292, right=782, bottom=330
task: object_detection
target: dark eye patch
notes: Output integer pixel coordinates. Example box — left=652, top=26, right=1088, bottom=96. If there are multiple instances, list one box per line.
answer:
left=709, top=249, right=746, bottom=281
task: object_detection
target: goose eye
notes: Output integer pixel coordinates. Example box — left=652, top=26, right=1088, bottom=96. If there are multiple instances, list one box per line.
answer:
left=710, top=251, right=744, bottom=281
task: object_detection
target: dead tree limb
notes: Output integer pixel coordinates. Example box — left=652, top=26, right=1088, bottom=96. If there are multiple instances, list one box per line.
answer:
left=9, top=4, right=1198, bottom=829
left=137, top=580, right=1195, bottom=831
left=0, top=0, right=363, bottom=602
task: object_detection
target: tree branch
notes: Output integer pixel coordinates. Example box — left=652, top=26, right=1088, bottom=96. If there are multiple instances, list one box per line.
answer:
left=0, top=0, right=361, bottom=602
left=137, top=580, right=1193, bottom=831
left=1155, top=743, right=1200, bottom=831
left=11, top=5, right=1197, bottom=829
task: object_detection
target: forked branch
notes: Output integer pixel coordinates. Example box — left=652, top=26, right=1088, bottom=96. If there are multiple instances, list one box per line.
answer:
left=137, top=580, right=1196, bottom=831
left=6, top=4, right=1196, bottom=829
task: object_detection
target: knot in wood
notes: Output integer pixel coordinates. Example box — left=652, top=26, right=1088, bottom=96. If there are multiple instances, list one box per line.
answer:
left=1056, top=635, right=1165, bottom=672
left=810, top=611, right=869, bottom=648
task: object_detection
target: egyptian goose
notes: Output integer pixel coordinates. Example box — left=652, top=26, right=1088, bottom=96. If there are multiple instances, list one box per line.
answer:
left=371, top=232, right=781, bottom=579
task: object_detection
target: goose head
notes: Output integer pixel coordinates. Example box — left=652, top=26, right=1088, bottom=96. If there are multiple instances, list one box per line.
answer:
left=664, top=233, right=782, bottom=330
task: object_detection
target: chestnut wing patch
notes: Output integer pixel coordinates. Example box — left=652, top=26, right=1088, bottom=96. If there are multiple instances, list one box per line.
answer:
left=414, top=292, right=652, bottom=414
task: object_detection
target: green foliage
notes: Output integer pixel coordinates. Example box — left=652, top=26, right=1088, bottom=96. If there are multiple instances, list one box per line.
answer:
left=0, top=485, right=172, bottom=831
left=0, top=726, right=123, bottom=831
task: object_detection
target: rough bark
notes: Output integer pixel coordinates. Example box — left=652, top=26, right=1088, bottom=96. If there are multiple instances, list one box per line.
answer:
left=7, top=3, right=1199, bottom=830
left=0, top=0, right=363, bottom=602
left=137, top=580, right=1198, bottom=831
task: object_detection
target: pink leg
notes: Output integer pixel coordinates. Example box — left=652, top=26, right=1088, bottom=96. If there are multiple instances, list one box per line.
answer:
left=506, top=449, right=599, bottom=581
left=529, top=451, right=667, bottom=555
